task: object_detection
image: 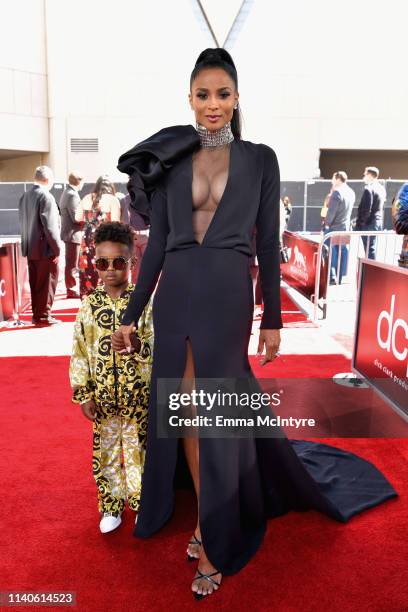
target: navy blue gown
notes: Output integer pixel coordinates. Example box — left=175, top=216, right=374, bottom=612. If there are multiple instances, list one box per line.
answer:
left=118, top=126, right=397, bottom=575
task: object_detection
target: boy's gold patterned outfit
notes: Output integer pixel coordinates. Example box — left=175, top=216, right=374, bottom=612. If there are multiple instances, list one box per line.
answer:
left=70, top=284, right=153, bottom=516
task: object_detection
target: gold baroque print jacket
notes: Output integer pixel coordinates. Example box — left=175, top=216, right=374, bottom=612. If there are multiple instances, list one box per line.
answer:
left=70, top=285, right=153, bottom=410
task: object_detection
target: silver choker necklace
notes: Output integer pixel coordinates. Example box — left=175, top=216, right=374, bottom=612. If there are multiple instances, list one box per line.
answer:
left=196, top=121, right=234, bottom=148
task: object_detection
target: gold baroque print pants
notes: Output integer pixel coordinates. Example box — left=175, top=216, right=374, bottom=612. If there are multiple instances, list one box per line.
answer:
left=92, top=408, right=147, bottom=516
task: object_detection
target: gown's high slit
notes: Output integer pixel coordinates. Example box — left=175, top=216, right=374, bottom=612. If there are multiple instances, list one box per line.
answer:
left=117, top=126, right=398, bottom=576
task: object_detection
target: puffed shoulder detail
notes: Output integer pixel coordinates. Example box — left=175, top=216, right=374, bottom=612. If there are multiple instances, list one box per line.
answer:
left=117, top=125, right=200, bottom=222
left=117, top=125, right=200, bottom=178
left=256, top=142, right=278, bottom=161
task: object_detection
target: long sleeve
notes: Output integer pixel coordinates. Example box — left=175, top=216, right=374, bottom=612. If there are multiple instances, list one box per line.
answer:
left=121, top=187, right=169, bottom=325
left=39, top=192, right=61, bottom=256
left=133, top=298, right=154, bottom=364
left=256, top=145, right=283, bottom=329
left=70, top=306, right=94, bottom=404
left=356, top=188, right=372, bottom=228
left=325, top=190, right=341, bottom=227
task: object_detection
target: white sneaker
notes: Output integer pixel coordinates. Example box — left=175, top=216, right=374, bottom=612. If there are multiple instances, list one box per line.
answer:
left=99, top=513, right=122, bottom=533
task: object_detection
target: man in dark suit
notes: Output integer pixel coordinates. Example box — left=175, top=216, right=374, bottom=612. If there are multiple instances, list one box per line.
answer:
left=19, top=166, right=62, bottom=325
left=59, top=171, right=84, bottom=298
left=355, top=166, right=386, bottom=259
left=324, top=171, right=355, bottom=283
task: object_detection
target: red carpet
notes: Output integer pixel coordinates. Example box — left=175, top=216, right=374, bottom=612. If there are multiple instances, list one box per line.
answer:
left=1, top=355, right=407, bottom=611
left=249, top=353, right=351, bottom=378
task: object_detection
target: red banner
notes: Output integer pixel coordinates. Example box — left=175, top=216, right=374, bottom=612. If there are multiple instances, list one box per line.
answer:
left=353, top=260, right=408, bottom=417
left=0, top=244, right=16, bottom=321
left=281, top=231, right=327, bottom=301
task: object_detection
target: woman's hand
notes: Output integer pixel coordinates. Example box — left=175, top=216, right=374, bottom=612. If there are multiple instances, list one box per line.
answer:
left=112, top=323, right=137, bottom=354
left=257, top=329, right=281, bottom=366
left=81, top=399, right=96, bottom=421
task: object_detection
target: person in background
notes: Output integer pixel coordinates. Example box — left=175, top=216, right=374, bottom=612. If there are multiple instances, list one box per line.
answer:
left=355, top=166, right=386, bottom=259
left=282, top=196, right=292, bottom=228
left=279, top=197, right=288, bottom=237
left=324, top=171, right=355, bottom=284
left=120, top=193, right=150, bottom=284
left=392, top=183, right=408, bottom=268
left=75, top=175, right=121, bottom=297
left=320, top=189, right=332, bottom=232
left=70, top=222, right=153, bottom=533
left=115, top=191, right=127, bottom=208
left=59, top=171, right=84, bottom=298
left=18, top=166, right=61, bottom=325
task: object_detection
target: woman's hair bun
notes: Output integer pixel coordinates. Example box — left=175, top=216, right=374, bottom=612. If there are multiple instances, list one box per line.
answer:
left=195, top=47, right=236, bottom=70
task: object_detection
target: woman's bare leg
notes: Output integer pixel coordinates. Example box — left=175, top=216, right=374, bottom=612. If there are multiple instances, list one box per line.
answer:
left=181, top=339, right=222, bottom=596
left=181, top=340, right=201, bottom=558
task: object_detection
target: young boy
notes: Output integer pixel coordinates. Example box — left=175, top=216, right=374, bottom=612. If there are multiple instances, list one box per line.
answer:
left=70, top=222, right=153, bottom=533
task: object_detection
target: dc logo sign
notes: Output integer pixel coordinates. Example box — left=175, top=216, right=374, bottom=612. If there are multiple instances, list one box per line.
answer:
left=0, top=279, right=5, bottom=297
left=377, top=294, right=408, bottom=376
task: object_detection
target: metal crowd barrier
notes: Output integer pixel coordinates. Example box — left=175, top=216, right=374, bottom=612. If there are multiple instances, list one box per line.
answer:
left=313, top=230, right=403, bottom=321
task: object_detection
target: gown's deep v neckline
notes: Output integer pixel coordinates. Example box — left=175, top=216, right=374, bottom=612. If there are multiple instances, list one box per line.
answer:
left=190, top=140, right=234, bottom=247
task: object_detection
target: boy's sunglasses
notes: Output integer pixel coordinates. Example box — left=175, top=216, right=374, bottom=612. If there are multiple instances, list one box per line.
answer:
left=94, top=256, right=131, bottom=271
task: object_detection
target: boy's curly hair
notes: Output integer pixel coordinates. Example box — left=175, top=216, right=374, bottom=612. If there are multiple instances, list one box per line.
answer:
left=94, top=222, right=134, bottom=252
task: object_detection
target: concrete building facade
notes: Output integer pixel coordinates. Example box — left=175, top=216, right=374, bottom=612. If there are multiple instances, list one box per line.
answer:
left=1, top=0, right=407, bottom=182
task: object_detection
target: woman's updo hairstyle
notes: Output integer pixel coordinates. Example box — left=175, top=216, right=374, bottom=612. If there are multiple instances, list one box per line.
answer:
left=190, top=47, right=242, bottom=140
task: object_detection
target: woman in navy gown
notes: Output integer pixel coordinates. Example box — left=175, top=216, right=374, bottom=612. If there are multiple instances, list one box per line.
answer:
left=113, top=48, right=397, bottom=599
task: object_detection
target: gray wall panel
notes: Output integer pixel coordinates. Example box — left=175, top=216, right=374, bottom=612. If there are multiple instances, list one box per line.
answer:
left=0, top=180, right=401, bottom=236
